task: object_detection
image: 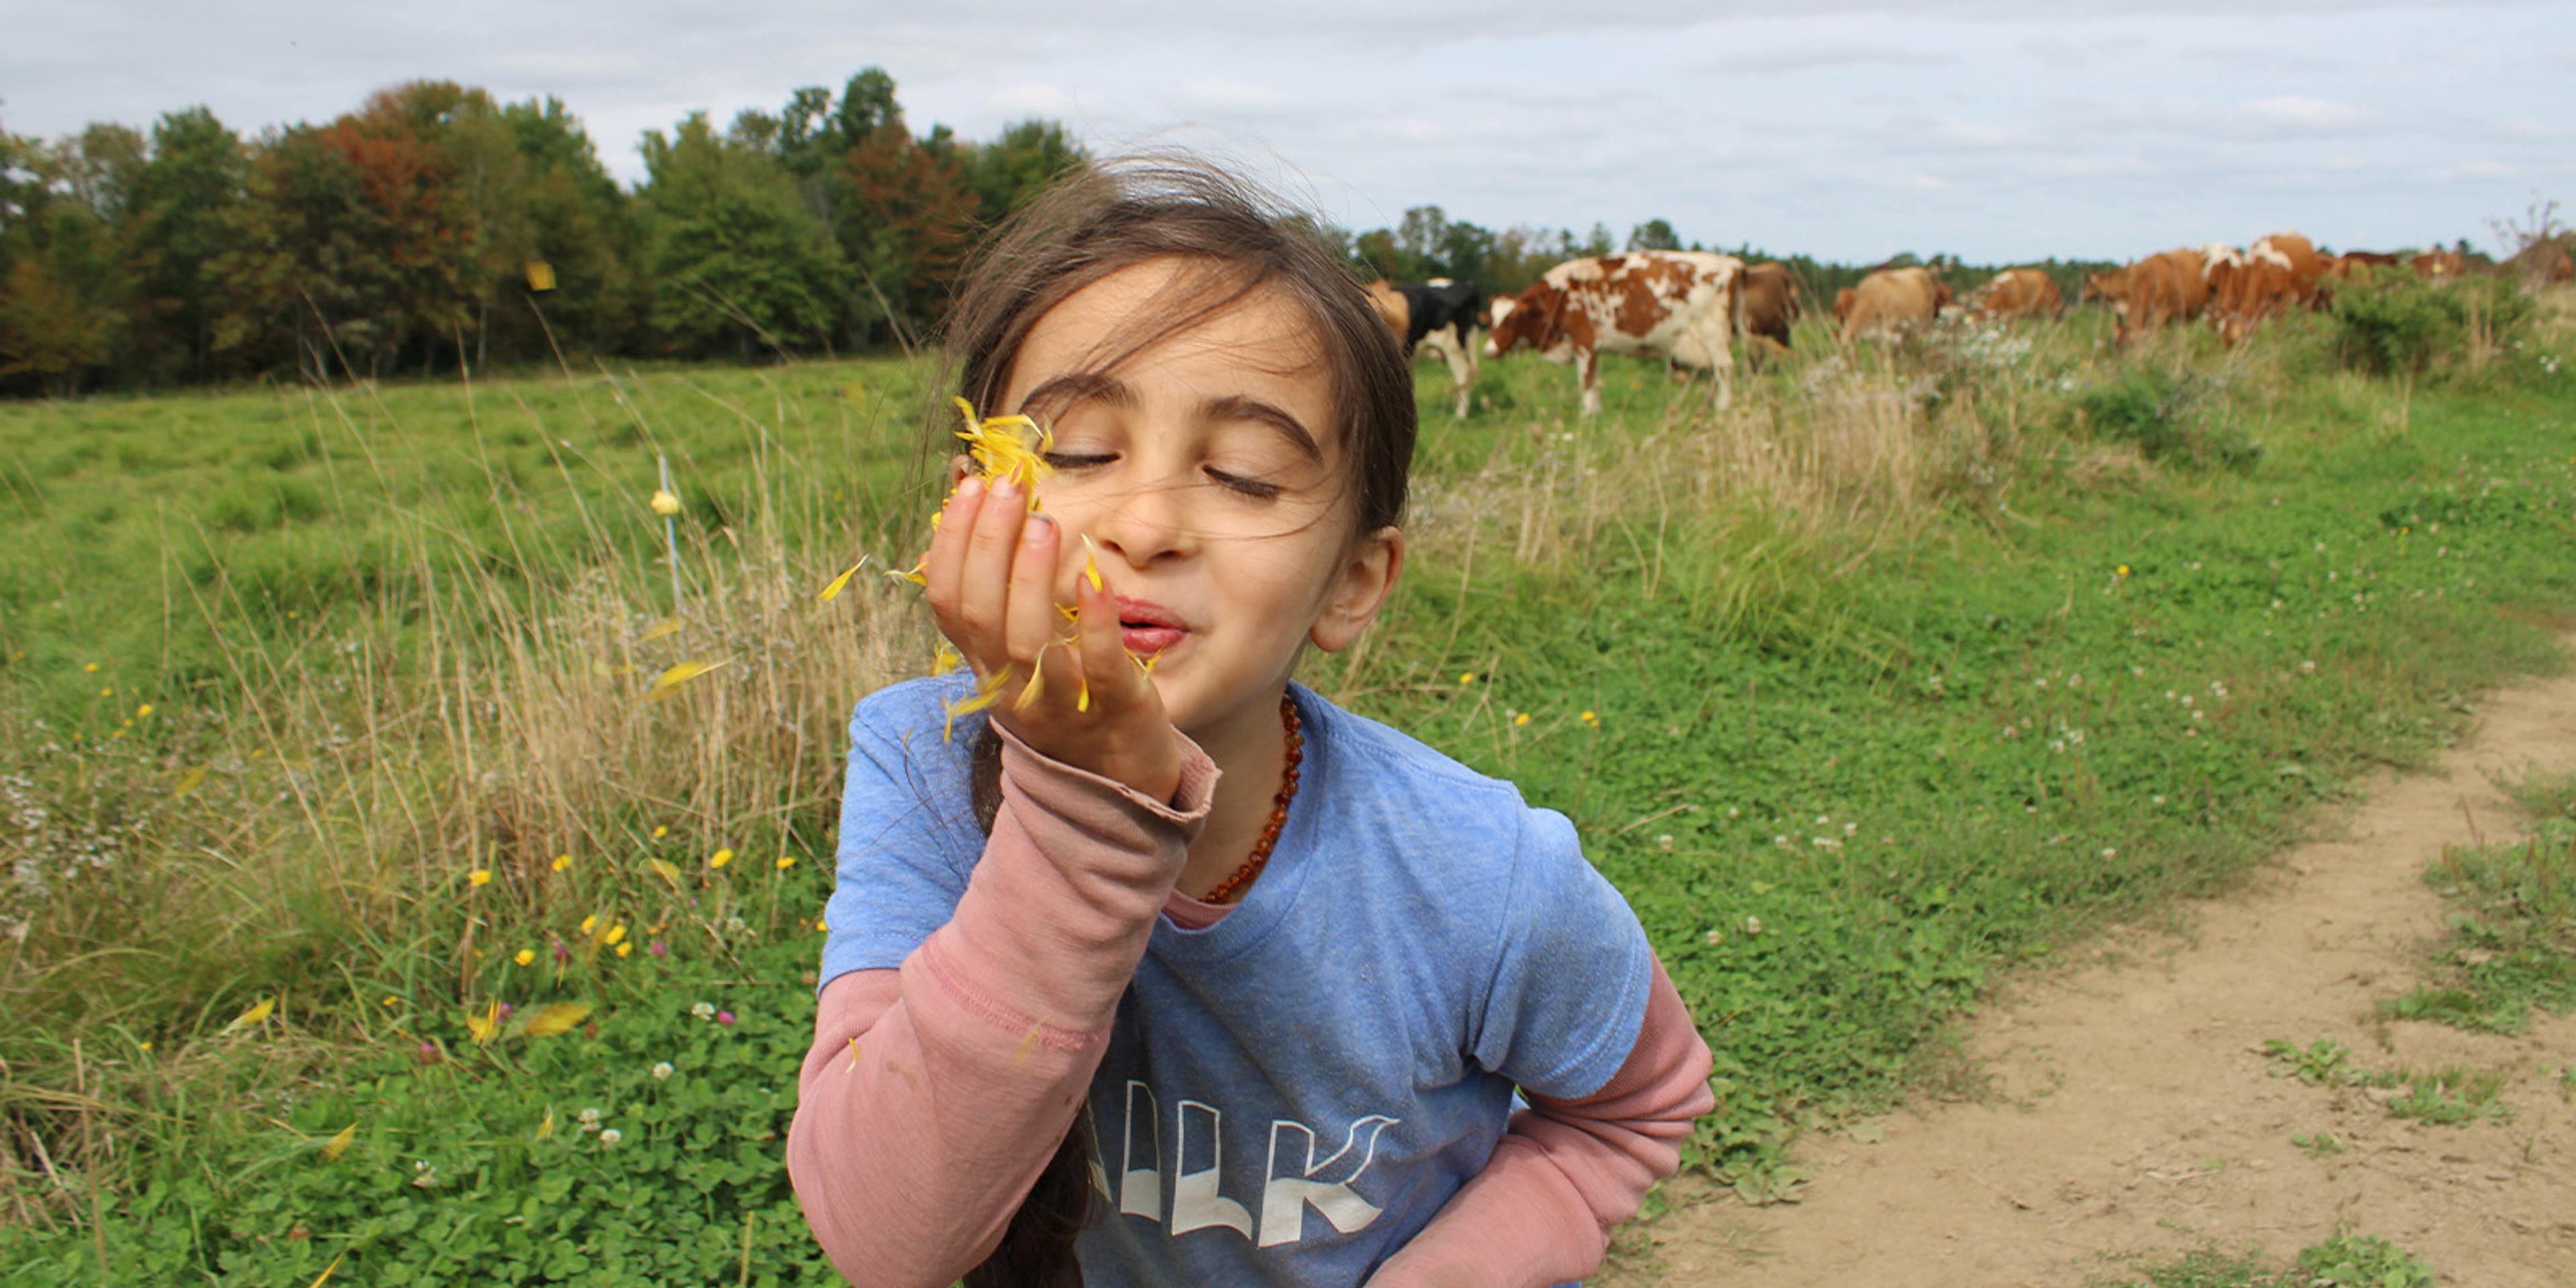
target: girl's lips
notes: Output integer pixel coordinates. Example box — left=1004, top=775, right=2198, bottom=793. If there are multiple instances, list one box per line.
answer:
left=1120, top=625, right=1185, bottom=655
left=1114, top=596, right=1187, bottom=655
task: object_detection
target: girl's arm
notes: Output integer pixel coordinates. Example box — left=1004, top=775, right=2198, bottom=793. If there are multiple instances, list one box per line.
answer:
left=1363, top=955, right=1714, bottom=1288
left=788, top=724, right=1218, bottom=1286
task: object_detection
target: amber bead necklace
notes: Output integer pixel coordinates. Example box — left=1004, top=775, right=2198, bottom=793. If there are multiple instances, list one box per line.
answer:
left=1199, top=694, right=1302, bottom=904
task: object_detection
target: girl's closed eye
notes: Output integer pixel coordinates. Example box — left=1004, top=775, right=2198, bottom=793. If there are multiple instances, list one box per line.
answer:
left=1203, top=465, right=1283, bottom=500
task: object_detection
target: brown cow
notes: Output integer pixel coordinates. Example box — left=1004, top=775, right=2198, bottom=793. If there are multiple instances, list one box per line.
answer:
left=1835, top=266, right=1951, bottom=343
left=2413, top=249, right=2469, bottom=280
left=1964, top=268, right=2065, bottom=321
left=1737, top=261, right=1798, bottom=366
left=2086, top=248, right=2208, bottom=342
left=1484, top=250, right=1744, bottom=417
left=2329, top=251, right=2402, bottom=279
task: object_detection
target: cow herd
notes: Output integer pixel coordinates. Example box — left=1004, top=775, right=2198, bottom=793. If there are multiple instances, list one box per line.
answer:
left=1365, top=233, right=2573, bottom=419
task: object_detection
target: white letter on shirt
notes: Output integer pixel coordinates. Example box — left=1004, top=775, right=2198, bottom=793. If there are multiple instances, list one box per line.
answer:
left=1118, top=1081, right=1161, bottom=1222
left=1258, top=1115, right=1398, bottom=1248
left=1170, top=1099, right=1254, bottom=1238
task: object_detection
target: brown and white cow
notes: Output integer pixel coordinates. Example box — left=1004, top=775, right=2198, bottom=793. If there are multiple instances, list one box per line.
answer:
left=2206, top=231, right=2329, bottom=343
left=1485, top=250, right=1744, bottom=417
left=1964, top=268, right=2065, bottom=321
left=1835, top=266, right=1951, bottom=343
left=2086, top=248, right=2208, bottom=342
left=1737, top=261, right=1799, bottom=367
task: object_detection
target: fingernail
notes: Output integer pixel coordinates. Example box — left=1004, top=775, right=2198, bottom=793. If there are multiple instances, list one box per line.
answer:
left=957, top=476, right=985, bottom=499
left=1022, top=514, right=1053, bottom=543
left=990, top=476, right=1019, bottom=500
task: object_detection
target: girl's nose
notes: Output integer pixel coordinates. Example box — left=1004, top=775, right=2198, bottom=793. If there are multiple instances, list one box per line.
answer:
left=1089, top=474, right=1194, bottom=569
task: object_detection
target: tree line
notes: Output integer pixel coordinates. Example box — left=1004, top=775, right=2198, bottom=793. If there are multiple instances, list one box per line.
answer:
left=1, top=68, right=2110, bottom=398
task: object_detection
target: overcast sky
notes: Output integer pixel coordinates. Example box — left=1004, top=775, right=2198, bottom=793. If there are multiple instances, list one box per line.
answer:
left=5, top=1, right=2571, bottom=263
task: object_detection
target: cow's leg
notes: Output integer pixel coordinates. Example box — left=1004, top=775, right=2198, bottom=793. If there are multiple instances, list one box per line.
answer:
left=1442, top=342, right=1474, bottom=419
left=1578, top=350, right=1601, bottom=418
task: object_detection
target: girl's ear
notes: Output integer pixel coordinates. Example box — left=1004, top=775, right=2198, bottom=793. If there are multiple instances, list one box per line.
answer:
left=1309, top=527, right=1405, bottom=653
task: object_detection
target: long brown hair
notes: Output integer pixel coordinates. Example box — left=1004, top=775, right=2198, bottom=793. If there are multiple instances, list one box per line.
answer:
left=935, top=156, right=1416, bottom=1284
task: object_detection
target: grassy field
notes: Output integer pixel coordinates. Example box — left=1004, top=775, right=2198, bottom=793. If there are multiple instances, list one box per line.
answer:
left=3, top=284, right=2573, bottom=1283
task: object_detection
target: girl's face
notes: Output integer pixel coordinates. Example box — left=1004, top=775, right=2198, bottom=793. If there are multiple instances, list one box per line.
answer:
left=994, top=258, right=1403, bottom=739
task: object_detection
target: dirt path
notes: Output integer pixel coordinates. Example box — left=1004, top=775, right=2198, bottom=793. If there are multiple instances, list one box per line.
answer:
left=1606, top=651, right=2576, bottom=1287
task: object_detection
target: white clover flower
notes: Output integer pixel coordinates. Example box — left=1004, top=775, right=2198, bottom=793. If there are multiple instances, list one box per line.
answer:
left=598, top=1128, right=623, bottom=1146
left=1742, top=916, right=1764, bottom=935
left=652, top=1061, right=674, bottom=1081
left=690, top=1002, right=716, bottom=1020
left=578, top=1106, right=602, bottom=1128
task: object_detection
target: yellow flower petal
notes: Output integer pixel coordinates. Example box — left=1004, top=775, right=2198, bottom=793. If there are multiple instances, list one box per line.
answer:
left=640, top=617, right=684, bottom=641
left=933, top=642, right=962, bottom=674
left=517, top=1002, right=593, bottom=1038
left=605, top=924, right=627, bottom=945
left=1080, top=533, right=1104, bottom=590
left=514, top=949, right=536, bottom=967
left=943, top=669, right=1012, bottom=742
left=614, top=941, right=633, bottom=957
left=468, top=869, right=492, bottom=888
left=650, top=489, right=682, bottom=517
left=223, top=997, right=276, bottom=1034
left=775, top=855, right=798, bottom=871
left=551, top=853, right=572, bottom=872
left=708, top=849, right=733, bottom=869
left=642, top=659, right=725, bottom=702
left=818, top=560, right=867, bottom=602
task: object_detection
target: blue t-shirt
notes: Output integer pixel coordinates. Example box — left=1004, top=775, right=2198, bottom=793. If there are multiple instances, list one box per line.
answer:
left=819, top=673, right=1653, bottom=1286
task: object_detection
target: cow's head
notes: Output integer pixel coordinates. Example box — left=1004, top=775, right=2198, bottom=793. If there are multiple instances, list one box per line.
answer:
left=1484, top=282, right=1565, bottom=358
left=1832, top=287, right=1857, bottom=325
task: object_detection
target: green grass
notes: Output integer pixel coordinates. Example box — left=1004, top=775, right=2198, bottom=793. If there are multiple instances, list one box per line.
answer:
left=2377, top=769, right=2576, bottom=1033
left=2091, top=1234, right=2436, bottom=1288
left=3, top=297, right=2574, bottom=1281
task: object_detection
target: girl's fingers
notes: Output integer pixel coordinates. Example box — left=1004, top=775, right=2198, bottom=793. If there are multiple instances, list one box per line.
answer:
left=921, top=476, right=985, bottom=636
left=952, top=477, right=1028, bottom=657
left=1002, top=513, right=1061, bottom=666
left=1074, top=575, right=1150, bottom=712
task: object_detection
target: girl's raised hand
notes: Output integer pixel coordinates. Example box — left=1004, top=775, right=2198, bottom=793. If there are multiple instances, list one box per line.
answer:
left=920, top=472, right=1183, bottom=804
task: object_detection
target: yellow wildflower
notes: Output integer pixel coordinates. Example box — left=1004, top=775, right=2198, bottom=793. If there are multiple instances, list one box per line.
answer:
left=776, top=855, right=798, bottom=871
left=614, top=941, right=633, bottom=958
left=1580, top=710, right=1599, bottom=727
left=817, top=918, right=829, bottom=932
left=139, top=1040, right=153, bottom=1053
left=650, top=489, right=682, bottom=517
left=708, top=848, right=733, bottom=869
left=951, top=396, right=1054, bottom=509
left=2116, top=565, right=2131, bottom=578
left=468, top=869, right=492, bottom=888
left=651, top=826, right=667, bottom=839
left=606, top=924, right=627, bottom=945
left=1513, top=712, right=1531, bottom=727
left=136, top=704, right=154, bottom=718
left=580, top=914, right=599, bottom=935
left=84, top=662, right=98, bottom=672
left=514, top=949, right=536, bottom=967
left=1459, top=672, right=1476, bottom=685
left=551, top=853, right=572, bottom=873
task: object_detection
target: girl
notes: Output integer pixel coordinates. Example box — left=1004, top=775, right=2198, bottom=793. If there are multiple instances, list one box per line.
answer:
left=788, top=159, right=1714, bottom=1287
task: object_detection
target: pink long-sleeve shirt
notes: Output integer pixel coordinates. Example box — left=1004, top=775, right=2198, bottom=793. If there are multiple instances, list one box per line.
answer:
left=788, top=723, right=1713, bottom=1286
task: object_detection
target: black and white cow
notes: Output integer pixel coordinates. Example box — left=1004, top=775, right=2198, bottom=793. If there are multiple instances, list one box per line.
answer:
left=1365, top=278, right=1485, bottom=419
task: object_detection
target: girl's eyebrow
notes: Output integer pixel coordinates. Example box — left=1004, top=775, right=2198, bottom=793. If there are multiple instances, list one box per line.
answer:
left=1201, top=394, right=1323, bottom=464
left=1015, top=371, right=1134, bottom=419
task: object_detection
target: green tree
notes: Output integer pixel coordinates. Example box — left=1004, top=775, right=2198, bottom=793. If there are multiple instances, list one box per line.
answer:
left=127, top=107, right=251, bottom=382
left=1627, top=217, right=1680, bottom=252
left=962, top=119, right=1085, bottom=225
left=637, top=111, right=849, bottom=358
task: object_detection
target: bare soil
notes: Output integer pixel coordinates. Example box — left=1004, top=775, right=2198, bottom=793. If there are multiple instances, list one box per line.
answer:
left=1604, top=650, right=2576, bottom=1287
